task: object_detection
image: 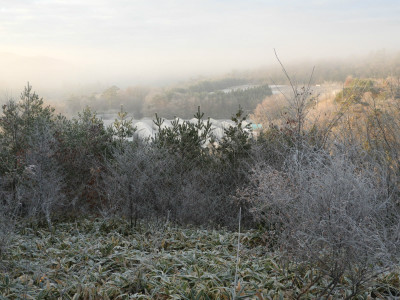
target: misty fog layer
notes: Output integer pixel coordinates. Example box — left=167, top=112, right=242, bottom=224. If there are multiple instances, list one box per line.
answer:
left=1, top=0, right=399, bottom=98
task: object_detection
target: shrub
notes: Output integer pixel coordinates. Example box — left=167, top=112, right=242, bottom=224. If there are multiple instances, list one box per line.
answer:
left=18, top=117, right=64, bottom=229
left=0, top=176, right=15, bottom=256
left=0, top=210, right=13, bottom=256
left=55, top=107, right=113, bottom=212
left=101, top=141, right=167, bottom=226
left=101, top=107, right=254, bottom=228
left=242, top=146, right=400, bottom=298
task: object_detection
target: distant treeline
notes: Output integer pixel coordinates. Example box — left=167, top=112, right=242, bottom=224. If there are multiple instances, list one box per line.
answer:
left=247, top=50, right=400, bottom=84
left=65, top=78, right=272, bottom=119
left=143, top=83, right=272, bottom=119
left=59, top=51, right=400, bottom=119
left=186, top=78, right=248, bottom=93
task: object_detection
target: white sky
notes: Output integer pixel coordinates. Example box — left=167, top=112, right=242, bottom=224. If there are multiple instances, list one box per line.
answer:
left=0, top=0, right=399, bottom=89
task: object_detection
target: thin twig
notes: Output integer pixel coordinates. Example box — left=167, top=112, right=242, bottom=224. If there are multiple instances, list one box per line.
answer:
left=274, top=49, right=297, bottom=96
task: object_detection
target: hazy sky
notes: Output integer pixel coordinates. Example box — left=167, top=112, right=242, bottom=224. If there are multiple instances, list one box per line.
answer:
left=0, top=0, right=399, bottom=89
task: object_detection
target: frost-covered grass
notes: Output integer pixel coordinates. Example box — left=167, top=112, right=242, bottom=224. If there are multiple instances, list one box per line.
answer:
left=0, top=218, right=399, bottom=299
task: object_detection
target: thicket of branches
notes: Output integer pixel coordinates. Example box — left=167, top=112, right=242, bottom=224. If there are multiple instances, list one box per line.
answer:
left=237, top=65, right=400, bottom=297
left=0, top=85, right=255, bottom=230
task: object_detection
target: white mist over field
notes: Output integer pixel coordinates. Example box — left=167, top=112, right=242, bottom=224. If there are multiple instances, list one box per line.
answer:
left=0, top=0, right=399, bottom=96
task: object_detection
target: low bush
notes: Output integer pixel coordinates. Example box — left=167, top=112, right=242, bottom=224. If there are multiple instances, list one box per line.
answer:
left=241, top=146, right=400, bottom=298
left=0, top=204, right=14, bottom=257
left=0, top=212, right=12, bottom=256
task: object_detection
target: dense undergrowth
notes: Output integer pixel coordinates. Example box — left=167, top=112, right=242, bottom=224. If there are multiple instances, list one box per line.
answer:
left=2, top=75, right=400, bottom=298
left=1, top=218, right=399, bottom=299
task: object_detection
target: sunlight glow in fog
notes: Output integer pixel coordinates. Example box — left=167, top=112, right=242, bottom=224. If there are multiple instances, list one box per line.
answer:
left=0, top=0, right=399, bottom=90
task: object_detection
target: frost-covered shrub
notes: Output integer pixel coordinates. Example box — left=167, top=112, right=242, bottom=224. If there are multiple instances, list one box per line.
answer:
left=0, top=181, right=14, bottom=256
left=101, top=107, right=253, bottom=228
left=102, top=140, right=241, bottom=227
left=242, top=147, right=400, bottom=297
left=102, top=141, right=172, bottom=226
left=18, top=118, right=64, bottom=229
left=0, top=210, right=13, bottom=256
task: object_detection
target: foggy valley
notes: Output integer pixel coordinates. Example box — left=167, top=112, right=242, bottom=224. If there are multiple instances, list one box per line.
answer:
left=1, top=0, right=400, bottom=298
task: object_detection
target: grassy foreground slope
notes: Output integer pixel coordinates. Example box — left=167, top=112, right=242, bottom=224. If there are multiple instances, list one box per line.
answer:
left=1, top=219, right=399, bottom=299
